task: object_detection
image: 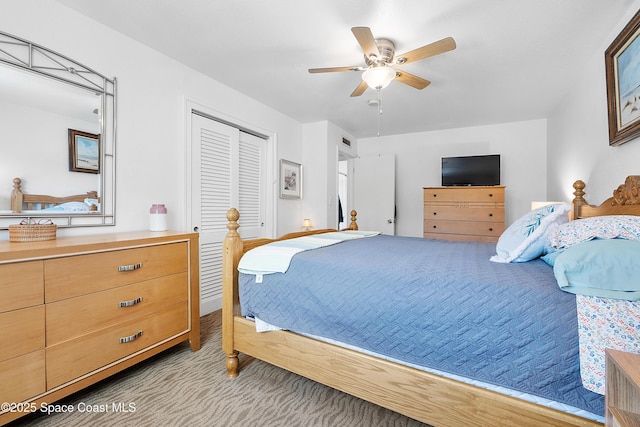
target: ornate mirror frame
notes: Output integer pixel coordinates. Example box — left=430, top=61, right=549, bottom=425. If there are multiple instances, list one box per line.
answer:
left=0, top=31, right=116, bottom=229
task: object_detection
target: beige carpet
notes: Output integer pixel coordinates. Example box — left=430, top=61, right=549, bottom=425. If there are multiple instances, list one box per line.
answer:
left=13, top=311, right=430, bottom=427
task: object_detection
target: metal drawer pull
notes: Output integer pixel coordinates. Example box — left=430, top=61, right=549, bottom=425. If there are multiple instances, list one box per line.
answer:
left=119, top=297, right=143, bottom=308
left=118, top=262, right=143, bottom=272
left=119, top=330, right=143, bottom=344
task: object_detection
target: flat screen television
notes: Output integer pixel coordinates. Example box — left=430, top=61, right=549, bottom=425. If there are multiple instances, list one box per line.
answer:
left=441, top=154, right=500, bottom=186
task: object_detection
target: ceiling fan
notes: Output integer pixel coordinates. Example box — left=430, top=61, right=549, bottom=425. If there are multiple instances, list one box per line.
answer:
left=309, top=27, right=456, bottom=97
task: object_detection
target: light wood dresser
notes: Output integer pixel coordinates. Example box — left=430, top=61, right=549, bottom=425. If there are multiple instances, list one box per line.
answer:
left=605, top=349, right=640, bottom=427
left=423, top=186, right=505, bottom=242
left=0, top=231, right=200, bottom=425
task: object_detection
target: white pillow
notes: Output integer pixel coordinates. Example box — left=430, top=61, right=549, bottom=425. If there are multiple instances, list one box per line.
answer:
left=490, top=203, right=571, bottom=263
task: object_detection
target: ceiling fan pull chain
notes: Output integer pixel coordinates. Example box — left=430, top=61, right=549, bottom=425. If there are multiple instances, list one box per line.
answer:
left=377, top=88, right=382, bottom=137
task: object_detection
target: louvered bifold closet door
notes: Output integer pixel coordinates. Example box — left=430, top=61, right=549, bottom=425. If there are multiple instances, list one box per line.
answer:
left=191, top=114, right=266, bottom=315
left=237, top=132, right=264, bottom=239
left=195, top=116, right=236, bottom=313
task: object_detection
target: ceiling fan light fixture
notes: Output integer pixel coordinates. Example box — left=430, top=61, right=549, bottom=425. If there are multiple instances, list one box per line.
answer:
left=362, top=66, right=396, bottom=90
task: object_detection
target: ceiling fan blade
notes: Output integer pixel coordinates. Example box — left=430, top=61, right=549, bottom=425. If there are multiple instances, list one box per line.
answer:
left=351, top=27, right=379, bottom=60
left=308, top=66, right=362, bottom=73
left=395, top=70, right=431, bottom=90
left=394, top=37, right=456, bottom=65
left=350, top=80, right=369, bottom=97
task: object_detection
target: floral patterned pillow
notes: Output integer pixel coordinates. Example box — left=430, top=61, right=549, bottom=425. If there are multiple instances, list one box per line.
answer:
left=548, top=215, right=640, bottom=250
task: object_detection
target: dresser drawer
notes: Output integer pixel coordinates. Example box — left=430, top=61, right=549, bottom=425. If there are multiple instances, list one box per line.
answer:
left=0, top=261, right=44, bottom=312
left=424, top=187, right=504, bottom=203
left=47, top=272, right=188, bottom=345
left=423, top=232, right=500, bottom=243
left=424, top=220, right=504, bottom=238
left=0, top=350, right=46, bottom=404
left=46, top=301, right=188, bottom=388
left=424, top=206, right=505, bottom=222
left=0, top=306, right=45, bottom=362
left=45, top=242, right=188, bottom=302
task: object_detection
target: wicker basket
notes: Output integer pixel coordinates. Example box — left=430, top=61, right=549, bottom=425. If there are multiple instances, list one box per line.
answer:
left=9, top=220, right=57, bottom=242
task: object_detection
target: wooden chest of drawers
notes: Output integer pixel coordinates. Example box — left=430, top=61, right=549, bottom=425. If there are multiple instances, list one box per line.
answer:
left=0, top=231, right=200, bottom=425
left=423, top=186, right=505, bottom=242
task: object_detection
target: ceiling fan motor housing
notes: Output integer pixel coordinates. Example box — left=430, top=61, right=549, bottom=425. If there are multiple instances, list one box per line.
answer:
left=365, top=38, right=395, bottom=66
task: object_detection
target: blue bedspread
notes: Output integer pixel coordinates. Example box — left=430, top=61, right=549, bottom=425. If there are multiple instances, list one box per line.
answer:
left=239, top=235, right=604, bottom=416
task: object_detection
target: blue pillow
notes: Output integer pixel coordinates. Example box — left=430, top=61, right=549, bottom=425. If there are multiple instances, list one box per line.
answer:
left=540, top=251, right=560, bottom=267
left=490, top=203, right=570, bottom=263
left=553, top=239, right=640, bottom=300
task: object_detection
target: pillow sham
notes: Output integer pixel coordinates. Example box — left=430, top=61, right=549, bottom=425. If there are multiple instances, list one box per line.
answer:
left=553, top=239, right=640, bottom=301
left=548, top=215, right=640, bottom=250
left=490, top=202, right=570, bottom=263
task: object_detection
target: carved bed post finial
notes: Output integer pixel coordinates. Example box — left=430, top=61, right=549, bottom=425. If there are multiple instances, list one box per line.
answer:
left=349, top=210, right=358, bottom=230
left=11, top=177, right=23, bottom=213
left=570, top=180, right=587, bottom=220
left=572, top=180, right=586, bottom=205
left=226, top=207, right=240, bottom=236
left=222, top=208, right=242, bottom=378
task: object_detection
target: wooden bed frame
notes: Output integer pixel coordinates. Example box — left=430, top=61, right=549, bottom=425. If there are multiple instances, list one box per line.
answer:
left=10, top=177, right=99, bottom=213
left=221, top=176, right=640, bottom=427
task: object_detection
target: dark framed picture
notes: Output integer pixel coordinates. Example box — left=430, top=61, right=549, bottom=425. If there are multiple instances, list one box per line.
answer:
left=605, top=10, right=640, bottom=146
left=68, top=129, right=100, bottom=173
left=279, top=159, right=302, bottom=199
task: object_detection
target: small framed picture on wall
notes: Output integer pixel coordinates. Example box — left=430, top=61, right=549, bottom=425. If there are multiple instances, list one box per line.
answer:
left=279, top=159, right=302, bottom=199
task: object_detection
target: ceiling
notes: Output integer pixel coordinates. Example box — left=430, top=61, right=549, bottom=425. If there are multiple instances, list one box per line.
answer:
left=55, top=0, right=635, bottom=138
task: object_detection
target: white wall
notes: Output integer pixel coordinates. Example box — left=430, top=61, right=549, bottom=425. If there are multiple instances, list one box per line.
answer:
left=0, top=0, right=305, bottom=240
left=358, top=119, right=548, bottom=237
left=301, top=121, right=356, bottom=230
left=547, top=0, right=640, bottom=204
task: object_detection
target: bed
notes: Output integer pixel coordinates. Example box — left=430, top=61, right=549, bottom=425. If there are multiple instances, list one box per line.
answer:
left=10, top=177, right=100, bottom=213
left=222, top=176, right=640, bottom=427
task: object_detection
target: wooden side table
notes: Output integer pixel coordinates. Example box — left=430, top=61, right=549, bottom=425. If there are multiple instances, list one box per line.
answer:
left=606, top=349, right=640, bottom=426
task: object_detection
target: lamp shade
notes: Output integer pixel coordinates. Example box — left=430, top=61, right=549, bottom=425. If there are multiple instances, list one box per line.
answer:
left=302, top=218, right=312, bottom=230
left=362, top=66, right=396, bottom=90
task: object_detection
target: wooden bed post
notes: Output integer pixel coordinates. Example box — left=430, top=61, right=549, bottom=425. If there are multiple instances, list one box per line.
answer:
left=222, top=208, right=243, bottom=378
left=348, top=209, right=358, bottom=230
left=571, top=180, right=587, bottom=220
left=11, top=177, right=23, bottom=213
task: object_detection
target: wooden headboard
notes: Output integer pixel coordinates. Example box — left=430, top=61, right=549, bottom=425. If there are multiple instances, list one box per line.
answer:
left=10, top=177, right=99, bottom=213
left=571, top=175, right=640, bottom=219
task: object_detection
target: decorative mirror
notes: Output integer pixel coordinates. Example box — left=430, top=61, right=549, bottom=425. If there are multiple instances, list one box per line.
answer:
left=0, top=31, right=116, bottom=229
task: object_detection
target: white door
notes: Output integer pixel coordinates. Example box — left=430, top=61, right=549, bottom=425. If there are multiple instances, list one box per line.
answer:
left=191, top=114, right=266, bottom=315
left=353, top=153, right=395, bottom=234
